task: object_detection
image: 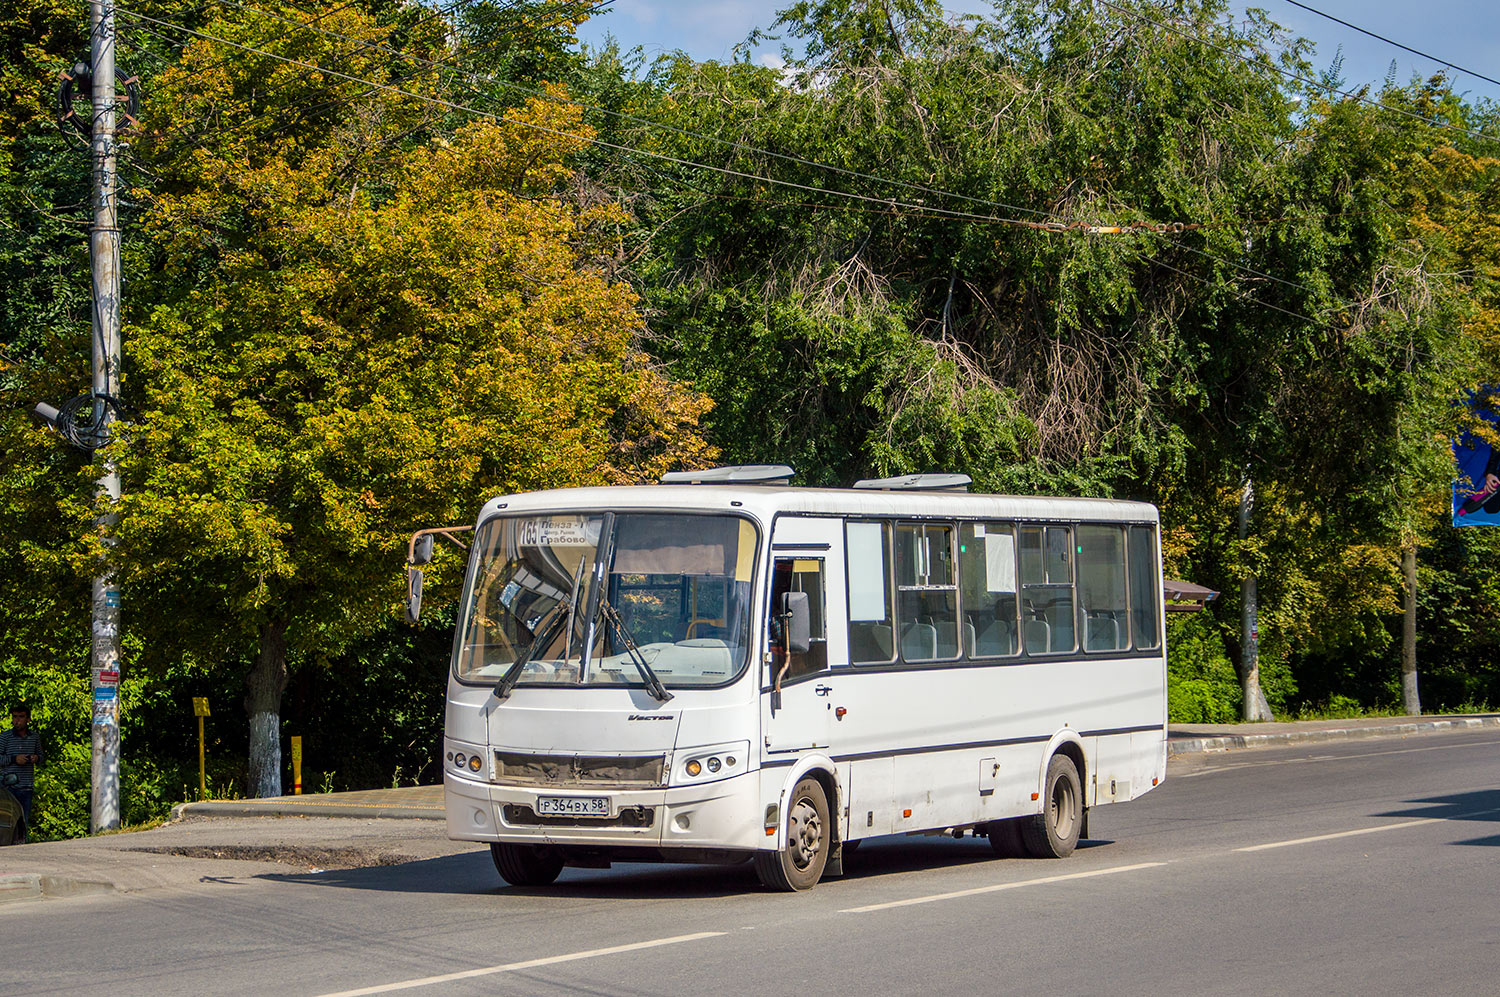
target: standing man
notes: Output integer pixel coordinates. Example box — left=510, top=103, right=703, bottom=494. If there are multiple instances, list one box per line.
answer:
left=0, top=705, right=43, bottom=840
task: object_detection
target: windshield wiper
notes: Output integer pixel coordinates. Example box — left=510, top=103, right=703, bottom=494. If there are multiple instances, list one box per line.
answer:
left=599, top=598, right=674, bottom=704
left=493, top=603, right=566, bottom=700
left=496, top=557, right=591, bottom=700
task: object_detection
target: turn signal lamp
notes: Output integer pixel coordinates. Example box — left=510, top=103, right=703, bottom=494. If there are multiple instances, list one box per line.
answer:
left=468, top=755, right=482, bottom=773
left=686, top=759, right=702, bottom=777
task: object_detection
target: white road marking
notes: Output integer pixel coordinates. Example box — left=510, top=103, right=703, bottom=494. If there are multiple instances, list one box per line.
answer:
left=1236, top=819, right=1444, bottom=851
left=315, top=932, right=726, bottom=996
left=1237, top=807, right=1500, bottom=852
left=838, top=861, right=1167, bottom=914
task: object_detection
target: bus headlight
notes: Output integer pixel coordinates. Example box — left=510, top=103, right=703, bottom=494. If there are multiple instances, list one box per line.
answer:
left=677, top=742, right=749, bottom=783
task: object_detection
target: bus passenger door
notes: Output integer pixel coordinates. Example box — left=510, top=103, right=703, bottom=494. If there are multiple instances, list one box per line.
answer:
left=762, top=518, right=845, bottom=759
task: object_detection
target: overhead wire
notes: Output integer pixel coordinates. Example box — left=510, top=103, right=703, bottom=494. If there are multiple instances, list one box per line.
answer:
left=117, top=5, right=1107, bottom=233
left=1280, top=0, right=1500, bottom=92
left=184, top=0, right=1064, bottom=225
left=111, top=2, right=1478, bottom=361
left=178, top=0, right=1489, bottom=314
left=126, top=0, right=603, bottom=149
left=122, top=0, right=519, bottom=138
left=1092, top=0, right=1500, bottom=145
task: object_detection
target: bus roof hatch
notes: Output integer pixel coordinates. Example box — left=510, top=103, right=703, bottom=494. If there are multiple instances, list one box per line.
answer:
left=852, top=473, right=972, bottom=492
left=660, top=464, right=796, bottom=485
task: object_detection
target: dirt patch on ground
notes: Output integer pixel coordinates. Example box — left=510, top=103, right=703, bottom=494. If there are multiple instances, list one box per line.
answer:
left=128, top=844, right=413, bottom=870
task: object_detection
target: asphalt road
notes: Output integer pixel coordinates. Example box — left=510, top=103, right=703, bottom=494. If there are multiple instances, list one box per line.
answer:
left=7, top=729, right=1500, bottom=996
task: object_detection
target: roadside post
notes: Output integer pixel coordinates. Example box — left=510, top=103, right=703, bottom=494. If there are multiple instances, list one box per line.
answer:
left=291, top=736, right=303, bottom=795
left=192, top=697, right=209, bottom=798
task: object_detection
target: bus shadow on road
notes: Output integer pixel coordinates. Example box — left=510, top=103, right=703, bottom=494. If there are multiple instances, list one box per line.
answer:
left=1377, top=788, right=1500, bottom=846
left=835, top=835, right=1114, bottom=882
left=255, top=836, right=1118, bottom=899
left=259, top=851, right=506, bottom=896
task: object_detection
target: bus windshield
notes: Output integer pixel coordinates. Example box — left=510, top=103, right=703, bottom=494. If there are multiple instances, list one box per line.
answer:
left=456, top=512, right=758, bottom=689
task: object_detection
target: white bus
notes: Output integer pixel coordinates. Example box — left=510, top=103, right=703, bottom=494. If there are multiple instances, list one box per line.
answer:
left=428, top=466, right=1167, bottom=891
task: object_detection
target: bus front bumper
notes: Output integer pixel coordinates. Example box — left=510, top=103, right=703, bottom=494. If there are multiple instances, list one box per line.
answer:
left=444, top=769, right=764, bottom=851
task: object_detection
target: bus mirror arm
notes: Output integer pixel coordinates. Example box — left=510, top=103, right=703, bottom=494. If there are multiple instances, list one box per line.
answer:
left=771, top=655, right=792, bottom=715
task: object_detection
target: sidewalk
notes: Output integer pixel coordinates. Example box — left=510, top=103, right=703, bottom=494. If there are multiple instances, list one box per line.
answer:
left=1166, top=712, right=1500, bottom=755
left=175, top=785, right=445, bottom=822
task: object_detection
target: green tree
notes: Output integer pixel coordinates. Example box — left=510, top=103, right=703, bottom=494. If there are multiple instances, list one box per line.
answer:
left=109, top=3, right=710, bottom=796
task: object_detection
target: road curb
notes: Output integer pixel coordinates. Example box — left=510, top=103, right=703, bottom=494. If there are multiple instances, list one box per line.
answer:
left=1167, top=716, right=1500, bottom=756
left=173, top=799, right=444, bottom=822
left=0, top=873, right=115, bottom=904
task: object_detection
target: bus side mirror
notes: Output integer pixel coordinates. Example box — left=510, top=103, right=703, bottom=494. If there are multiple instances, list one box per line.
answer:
left=782, top=591, right=811, bottom=654
left=412, top=534, right=435, bottom=566
left=405, top=566, right=424, bottom=624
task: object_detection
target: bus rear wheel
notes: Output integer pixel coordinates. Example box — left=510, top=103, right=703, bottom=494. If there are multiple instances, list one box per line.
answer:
left=755, top=777, right=829, bottom=891
left=1022, top=754, right=1082, bottom=859
left=491, top=842, right=565, bottom=887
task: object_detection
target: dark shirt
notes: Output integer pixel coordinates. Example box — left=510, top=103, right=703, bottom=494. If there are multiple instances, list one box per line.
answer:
left=0, top=728, right=43, bottom=790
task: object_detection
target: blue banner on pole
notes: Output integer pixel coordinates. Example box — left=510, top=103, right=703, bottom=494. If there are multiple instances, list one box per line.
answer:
left=1454, top=390, right=1500, bottom=527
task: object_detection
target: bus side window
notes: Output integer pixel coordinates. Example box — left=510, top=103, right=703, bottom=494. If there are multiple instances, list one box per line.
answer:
left=1128, top=526, right=1161, bottom=649
left=846, top=521, right=895, bottom=663
left=1077, top=525, right=1128, bottom=652
left=769, top=558, right=827, bottom=681
left=1020, top=525, right=1076, bottom=654
left=895, top=522, right=959, bottom=661
left=961, top=523, right=1020, bottom=657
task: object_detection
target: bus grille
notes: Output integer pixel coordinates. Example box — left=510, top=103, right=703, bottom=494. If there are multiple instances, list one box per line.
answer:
left=502, top=804, right=656, bottom=829
left=493, top=751, right=665, bottom=787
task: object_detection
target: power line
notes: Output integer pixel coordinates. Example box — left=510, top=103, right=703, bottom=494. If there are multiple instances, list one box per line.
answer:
left=1281, top=0, right=1500, bottom=92
left=114, top=3, right=1473, bottom=356
left=191, top=0, right=1066, bottom=226
left=1092, top=0, right=1500, bottom=145
left=118, top=6, right=1097, bottom=233
left=126, top=0, right=508, bottom=139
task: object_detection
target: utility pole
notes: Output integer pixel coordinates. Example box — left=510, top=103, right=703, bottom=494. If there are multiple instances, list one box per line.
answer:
left=1401, top=541, right=1421, bottom=714
left=1238, top=475, right=1273, bottom=722
left=89, top=0, right=122, bottom=832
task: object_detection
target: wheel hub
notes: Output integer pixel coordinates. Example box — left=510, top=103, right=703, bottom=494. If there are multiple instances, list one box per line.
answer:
left=788, top=798, right=823, bottom=870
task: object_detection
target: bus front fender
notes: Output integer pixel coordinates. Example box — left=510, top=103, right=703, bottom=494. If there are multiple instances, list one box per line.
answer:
left=760, top=754, right=841, bottom=851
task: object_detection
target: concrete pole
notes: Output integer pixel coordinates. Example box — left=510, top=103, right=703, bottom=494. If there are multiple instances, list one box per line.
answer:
left=1238, top=476, right=1273, bottom=721
left=1401, top=542, right=1421, bottom=715
left=89, top=0, right=122, bottom=832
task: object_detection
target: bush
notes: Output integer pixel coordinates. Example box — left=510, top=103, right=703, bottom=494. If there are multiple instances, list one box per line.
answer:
left=1166, top=613, right=1243, bottom=723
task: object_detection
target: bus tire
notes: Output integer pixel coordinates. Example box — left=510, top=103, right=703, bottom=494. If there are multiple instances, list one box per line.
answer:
left=754, top=777, right=830, bottom=891
left=1022, top=754, right=1082, bottom=859
left=985, top=816, right=1026, bottom=858
left=490, top=842, right=565, bottom=887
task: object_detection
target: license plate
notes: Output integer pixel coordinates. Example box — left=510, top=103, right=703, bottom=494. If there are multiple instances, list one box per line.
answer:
left=536, top=795, right=609, bottom=817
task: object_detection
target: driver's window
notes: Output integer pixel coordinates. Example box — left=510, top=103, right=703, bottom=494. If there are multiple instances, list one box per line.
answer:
left=769, top=557, right=827, bottom=682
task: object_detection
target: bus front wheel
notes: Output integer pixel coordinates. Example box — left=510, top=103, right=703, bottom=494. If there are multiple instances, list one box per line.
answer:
left=491, top=842, right=565, bottom=887
left=1022, top=754, right=1082, bottom=858
left=755, top=777, right=830, bottom=891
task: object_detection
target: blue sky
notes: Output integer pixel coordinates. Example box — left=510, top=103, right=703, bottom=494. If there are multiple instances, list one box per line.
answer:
left=575, top=1, right=1500, bottom=105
